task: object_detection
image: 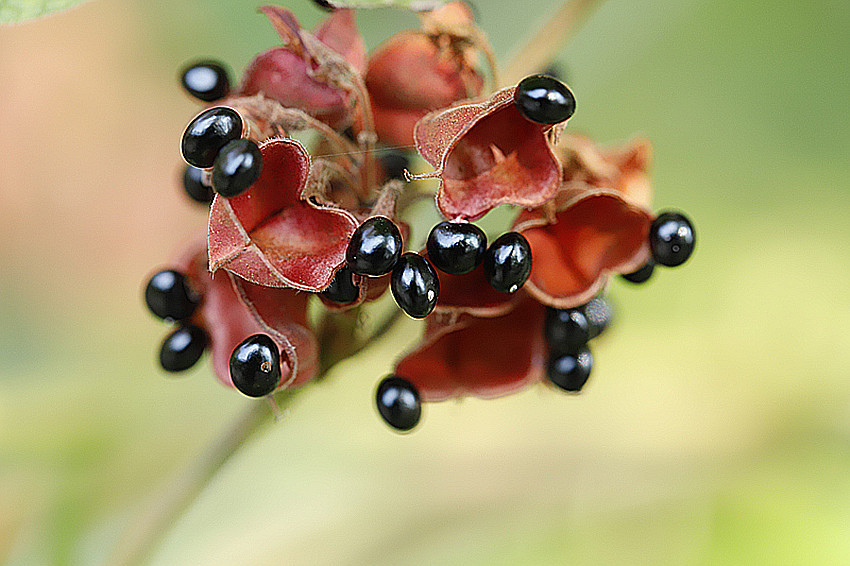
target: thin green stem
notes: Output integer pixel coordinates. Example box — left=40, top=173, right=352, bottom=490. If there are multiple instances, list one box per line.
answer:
left=501, top=0, right=607, bottom=86
left=105, top=392, right=286, bottom=566
left=107, top=300, right=405, bottom=566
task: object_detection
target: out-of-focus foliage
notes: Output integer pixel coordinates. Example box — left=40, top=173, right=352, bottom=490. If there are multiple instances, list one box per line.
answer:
left=0, top=0, right=91, bottom=24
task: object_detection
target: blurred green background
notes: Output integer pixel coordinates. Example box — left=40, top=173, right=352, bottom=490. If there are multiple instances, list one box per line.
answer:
left=1, top=0, right=849, bottom=564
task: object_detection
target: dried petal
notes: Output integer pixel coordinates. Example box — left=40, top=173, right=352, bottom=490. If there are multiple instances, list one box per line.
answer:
left=314, top=9, right=366, bottom=73
left=239, top=7, right=365, bottom=129
left=208, top=137, right=359, bottom=291
left=420, top=1, right=476, bottom=37
left=413, top=87, right=563, bottom=220
left=560, top=135, right=653, bottom=208
left=395, top=296, right=546, bottom=401
left=241, top=49, right=351, bottom=128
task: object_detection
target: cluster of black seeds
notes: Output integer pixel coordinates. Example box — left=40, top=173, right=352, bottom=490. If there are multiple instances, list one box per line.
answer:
left=425, top=221, right=533, bottom=293
left=362, top=219, right=535, bottom=430
left=370, top=209, right=694, bottom=429
left=341, top=215, right=536, bottom=327
left=178, top=62, right=263, bottom=201
left=343, top=215, right=439, bottom=319
left=543, top=297, right=612, bottom=393
left=144, top=269, right=284, bottom=397
left=144, top=270, right=207, bottom=373
left=153, top=60, right=698, bottom=430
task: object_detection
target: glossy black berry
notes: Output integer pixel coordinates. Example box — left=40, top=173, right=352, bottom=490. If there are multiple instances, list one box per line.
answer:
left=180, top=61, right=230, bottom=102
left=144, top=269, right=199, bottom=321
left=321, top=265, right=359, bottom=305
left=181, top=107, right=243, bottom=168
left=514, top=74, right=576, bottom=125
left=621, top=260, right=655, bottom=284
left=547, top=346, right=593, bottom=392
left=483, top=232, right=532, bottom=293
left=378, top=152, right=409, bottom=182
left=346, top=216, right=403, bottom=277
left=182, top=165, right=214, bottom=204
left=212, top=139, right=263, bottom=197
left=391, top=253, right=439, bottom=319
left=649, top=211, right=695, bottom=267
left=426, top=222, right=487, bottom=275
left=582, top=297, right=613, bottom=339
left=545, top=307, right=589, bottom=353
left=375, top=375, right=421, bottom=432
left=229, top=334, right=281, bottom=398
left=159, top=325, right=207, bottom=372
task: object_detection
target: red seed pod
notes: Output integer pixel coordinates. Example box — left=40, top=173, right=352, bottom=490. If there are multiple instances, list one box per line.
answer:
left=393, top=248, right=544, bottom=402
left=512, top=137, right=656, bottom=309
left=413, top=86, right=564, bottom=221
left=395, top=293, right=546, bottom=402
left=173, top=239, right=318, bottom=391
left=239, top=8, right=365, bottom=129
left=207, top=137, right=359, bottom=291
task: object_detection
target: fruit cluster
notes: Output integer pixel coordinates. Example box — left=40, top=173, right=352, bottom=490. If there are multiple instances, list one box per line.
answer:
left=144, top=1, right=695, bottom=431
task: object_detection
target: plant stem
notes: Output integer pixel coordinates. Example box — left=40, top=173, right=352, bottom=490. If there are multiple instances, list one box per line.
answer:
left=105, top=392, right=291, bottom=566
left=107, top=305, right=405, bottom=566
left=501, top=0, right=607, bottom=86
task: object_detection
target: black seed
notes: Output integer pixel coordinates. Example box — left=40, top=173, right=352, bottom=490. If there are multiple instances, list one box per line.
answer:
left=582, top=297, right=613, bottom=339
left=483, top=232, right=532, bottom=293
left=181, top=107, right=243, bottom=168
left=621, top=260, right=655, bottom=284
left=426, top=221, right=487, bottom=275
left=649, top=211, right=695, bottom=267
left=145, top=269, right=199, bottom=321
left=375, top=375, right=421, bottom=432
left=182, top=165, right=214, bottom=204
left=229, top=334, right=281, bottom=398
left=391, top=252, right=439, bottom=319
left=346, top=216, right=403, bottom=277
left=378, top=152, right=410, bottom=182
left=321, top=265, right=359, bottom=305
left=159, top=325, right=207, bottom=372
left=312, top=0, right=335, bottom=11
left=545, top=307, right=589, bottom=353
left=514, top=74, right=576, bottom=125
left=212, top=139, right=263, bottom=197
left=180, top=61, right=230, bottom=102
left=547, top=346, right=593, bottom=392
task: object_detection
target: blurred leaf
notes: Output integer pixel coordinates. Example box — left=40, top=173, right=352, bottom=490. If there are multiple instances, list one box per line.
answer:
left=324, top=0, right=444, bottom=10
left=0, top=0, right=91, bottom=24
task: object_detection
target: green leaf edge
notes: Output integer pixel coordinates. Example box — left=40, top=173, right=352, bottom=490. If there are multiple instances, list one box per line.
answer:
left=0, top=0, right=92, bottom=25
